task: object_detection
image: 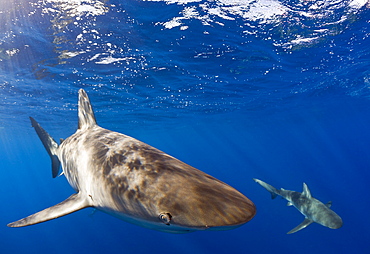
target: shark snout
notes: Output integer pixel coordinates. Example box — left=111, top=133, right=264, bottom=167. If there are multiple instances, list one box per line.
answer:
left=321, top=212, right=343, bottom=230
left=171, top=198, right=256, bottom=230
left=157, top=182, right=256, bottom=230
left=327, top=218, right=343, bottom=229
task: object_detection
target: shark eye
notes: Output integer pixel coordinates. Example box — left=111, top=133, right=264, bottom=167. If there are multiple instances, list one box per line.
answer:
left=158, top=212, right=172, bottom=225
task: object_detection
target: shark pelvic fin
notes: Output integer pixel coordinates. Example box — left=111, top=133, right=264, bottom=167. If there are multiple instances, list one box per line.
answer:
left=7, top=193, right=91, bottom=228
left=287, top=218, right=314, bottom=234
left=30, top=117, right=61, bottom=178
left=78, top=89, right=97, bottom=130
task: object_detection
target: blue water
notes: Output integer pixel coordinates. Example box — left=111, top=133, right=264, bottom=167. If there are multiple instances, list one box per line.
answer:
left=1, top=0, right=370, bottom=253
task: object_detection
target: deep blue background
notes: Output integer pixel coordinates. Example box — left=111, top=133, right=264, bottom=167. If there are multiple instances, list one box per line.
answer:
left=1, top=0, right=370, bottom=253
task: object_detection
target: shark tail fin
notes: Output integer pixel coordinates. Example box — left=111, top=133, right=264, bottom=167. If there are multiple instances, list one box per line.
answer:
left=78, top=89, right=97, bottom=130
left=30, top=117, right=60, bottom=178
left=7, top=193, right=91, bottom=227
left=253, top=178, right=279, bottom=199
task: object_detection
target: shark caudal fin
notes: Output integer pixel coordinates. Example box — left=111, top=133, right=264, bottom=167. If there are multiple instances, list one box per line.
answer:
left=78, top=89, right=97, bottom=130
left=253, top=178, right=279, bottom=199
left=7, top=193, right=91, bottom=227
left=30, top=117, right=60, bottom=178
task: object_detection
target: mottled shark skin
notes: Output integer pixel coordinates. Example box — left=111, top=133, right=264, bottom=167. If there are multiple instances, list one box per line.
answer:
left=253, top=179, right=342, bottom=234
left=7, top=89, right=256, bottom=233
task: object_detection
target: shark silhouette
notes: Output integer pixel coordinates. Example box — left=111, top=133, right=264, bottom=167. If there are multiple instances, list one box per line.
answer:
left=7, top=89, right=256, bottom=233
left=254, top=178, right=342, bottom=234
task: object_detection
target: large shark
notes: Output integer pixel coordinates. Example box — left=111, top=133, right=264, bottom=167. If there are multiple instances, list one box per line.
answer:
left=7, top=89, right=256, bottom=233
left=253, top=178, right=342, bottom=234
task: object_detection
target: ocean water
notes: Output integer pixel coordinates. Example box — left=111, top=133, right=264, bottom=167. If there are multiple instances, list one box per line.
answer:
left=1, top=0, right=370, bottom=253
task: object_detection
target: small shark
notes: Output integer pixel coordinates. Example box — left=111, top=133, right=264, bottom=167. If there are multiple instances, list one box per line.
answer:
left=253, top=178, right=342, bottom=234
left=7, top=89, right=256, bottom=233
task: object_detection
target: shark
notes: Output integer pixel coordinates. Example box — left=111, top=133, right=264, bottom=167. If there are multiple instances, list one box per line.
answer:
left=253, top=178, right=342, bottom=234
left=7, top=89, right=256, bottom=233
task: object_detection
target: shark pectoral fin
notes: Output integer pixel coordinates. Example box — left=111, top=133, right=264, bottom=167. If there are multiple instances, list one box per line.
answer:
left=325, top=201, right=332, bottom=208
left=7, top=193, right=90, bottom=228
left=287, top=201, right=293, bottom=206
left=287, top=218, right=314, bottom=234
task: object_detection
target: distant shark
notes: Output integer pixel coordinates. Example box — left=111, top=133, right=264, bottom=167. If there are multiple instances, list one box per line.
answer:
left=7, top=89, right=256, bottom=233
left=253, top=178, right=342, bottom=234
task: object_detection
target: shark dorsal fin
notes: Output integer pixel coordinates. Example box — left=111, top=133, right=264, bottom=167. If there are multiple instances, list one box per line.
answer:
left=302, top=183, right=312, bottom=199
left=78, top=89, right=97, bottom=129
